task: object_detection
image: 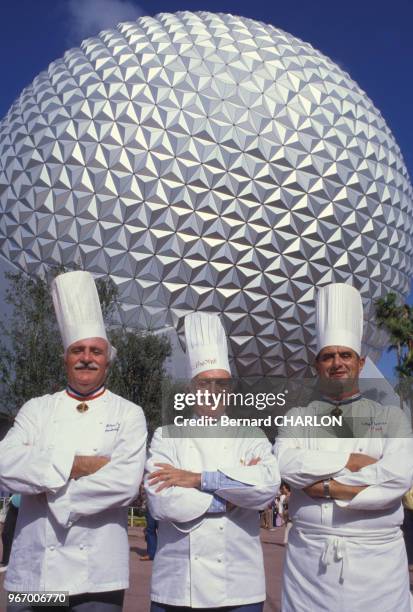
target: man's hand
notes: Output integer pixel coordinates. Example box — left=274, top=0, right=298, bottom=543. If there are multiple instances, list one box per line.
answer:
left=345, top=453, right=377, bottom=472
left=70, top=455, right=110, bottom=480
left=247, top=456, right=261, bottom=466
left=303, top=479, right=367, bottom=500
left=303, top=453, right=377, bottom=497
left=148, top=463, right=201, bottom=493
left=303, top=481, right=324, bottom=498
left=329, top=480, right=367, bottom=500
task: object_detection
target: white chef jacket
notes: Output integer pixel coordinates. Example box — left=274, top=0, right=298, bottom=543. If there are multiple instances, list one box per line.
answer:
left=145, top=425, right=280, bottom=609
left=0, top=389, right=147, bottom=595
left=274, top=398, right=413, bottom=612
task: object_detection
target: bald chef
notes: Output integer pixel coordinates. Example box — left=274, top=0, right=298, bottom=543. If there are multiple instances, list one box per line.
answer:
left=0, top=271, right=147, bottom=611
left=274, top=283, right=413, bottom=612
left=145, top=312, right=280, bottom=611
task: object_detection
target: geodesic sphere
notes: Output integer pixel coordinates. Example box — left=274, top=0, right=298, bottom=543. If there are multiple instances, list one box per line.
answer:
left=0, top=11, right=412, bottom=376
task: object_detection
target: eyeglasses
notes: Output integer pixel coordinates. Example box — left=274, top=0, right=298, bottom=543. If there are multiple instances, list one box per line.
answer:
left=194, top=379, right=233, bottom=392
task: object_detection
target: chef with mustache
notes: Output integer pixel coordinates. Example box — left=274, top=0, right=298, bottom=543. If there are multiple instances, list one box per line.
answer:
left=0, top=270, right=147, bottom=612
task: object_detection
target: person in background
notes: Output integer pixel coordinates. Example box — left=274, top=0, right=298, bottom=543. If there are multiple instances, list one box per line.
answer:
left=278, top=482, right=291, bottom=545
left=142, top=508, right=158, bottom=561
left=402, top=487, right=413, bottom=571
left=274, top=487, right=284, bottom=526
left=138, top=484, right=158, bottom=561
left=261, top=501, right=274, bottom=530
left=0, top=494, right=20, bottom=573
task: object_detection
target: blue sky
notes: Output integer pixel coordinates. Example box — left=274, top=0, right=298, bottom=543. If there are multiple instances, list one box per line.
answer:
left=0, top=0, right=412, bottom=379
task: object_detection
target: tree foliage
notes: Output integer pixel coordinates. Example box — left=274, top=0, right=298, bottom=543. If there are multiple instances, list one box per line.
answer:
left=375, top=293, right=413, bottom=374
left=375, top=292, right=413, bottom=408
left=0, top=269, right=171, bottom=433
left=108, top=329, right=171, bottom=437
left=0, top=270, right=64, bottom=414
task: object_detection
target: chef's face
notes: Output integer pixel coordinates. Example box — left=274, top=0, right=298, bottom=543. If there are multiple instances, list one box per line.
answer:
left=315, top=345, right=365, bottom=398
left=192, top=369, right=231, bottom=418
left=65, top=337, right=110, bottom=393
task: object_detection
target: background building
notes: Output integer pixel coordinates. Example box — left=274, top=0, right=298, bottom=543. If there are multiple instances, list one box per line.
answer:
left=0, top=12, right=412, bottom=376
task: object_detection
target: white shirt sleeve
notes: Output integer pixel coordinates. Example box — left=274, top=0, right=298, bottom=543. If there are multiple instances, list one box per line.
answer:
left=215, top=437, right=281, bottom=510
left=0, top=398, right=74, bottom=495
left=47, top=404, right=147, bottom=527
left=273, top=408, right=349, bottom=488
left=335, top=409, right=413, bottom=510
left=144, top=427, right=212, bottom=524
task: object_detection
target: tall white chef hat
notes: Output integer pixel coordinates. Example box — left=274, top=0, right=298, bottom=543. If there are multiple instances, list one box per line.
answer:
left=51, top=270, right=116, bottom=360
left=316, top=283, right=364, bottom=356
left=184, top=312, right=231, bottom=378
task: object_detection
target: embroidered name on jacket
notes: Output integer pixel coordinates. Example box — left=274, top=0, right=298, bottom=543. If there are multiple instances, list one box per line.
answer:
left=361, top=418, right=387, bottom=433
left=105, top=422, right=121, bottom=432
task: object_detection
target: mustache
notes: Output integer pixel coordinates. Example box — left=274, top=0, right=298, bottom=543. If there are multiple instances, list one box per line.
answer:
left=74, top=363, right=99, bottom=370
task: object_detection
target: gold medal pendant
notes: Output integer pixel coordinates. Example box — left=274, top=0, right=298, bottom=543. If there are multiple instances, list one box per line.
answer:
left=76, top=402, right=89, bottom=413
left=330, top=405, right=342, bottom=418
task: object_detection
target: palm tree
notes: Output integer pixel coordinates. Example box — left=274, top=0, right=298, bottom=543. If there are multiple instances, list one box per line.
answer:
left=375, top=293, right=413, bottom=410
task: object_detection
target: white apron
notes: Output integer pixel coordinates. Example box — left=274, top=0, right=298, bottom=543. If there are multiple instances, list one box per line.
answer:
left=274, top=399, right=413, bottom=611
left=283, top=524, right=411, bottom=612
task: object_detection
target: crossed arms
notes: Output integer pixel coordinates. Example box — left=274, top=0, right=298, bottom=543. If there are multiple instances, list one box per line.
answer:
left=274, top=418, right=413, bottom=509
left=302, top=453, right=376, bottom=500
left=0, top=397, right=147, bottom=526
left=145, top=428, right=280, bottom=524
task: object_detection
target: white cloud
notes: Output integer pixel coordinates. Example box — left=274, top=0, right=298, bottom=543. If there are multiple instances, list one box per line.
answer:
left=66, top=0, right=144, bottom=44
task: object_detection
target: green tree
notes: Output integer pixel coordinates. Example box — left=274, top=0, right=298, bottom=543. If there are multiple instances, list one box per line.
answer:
left=375, top=293, right=413, bottom=374
left=108, top=329, right=171, bottom=437
left=375, top=292, right=413, bottom=409
left=0, top=270, right=64, bottom=415
left=375, top=294, right=411, bottom=371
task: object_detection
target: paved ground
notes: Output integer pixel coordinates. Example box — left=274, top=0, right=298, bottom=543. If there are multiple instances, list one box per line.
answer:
left=0, top=526, right=285, bottom=611
left=126, top=526, right=285, bottom=612
left=1, top=527, right=412, bottom=611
